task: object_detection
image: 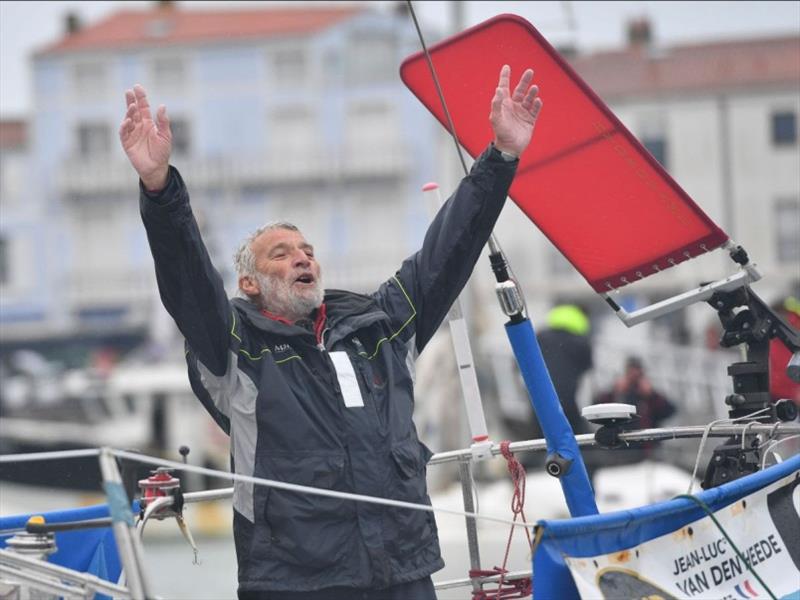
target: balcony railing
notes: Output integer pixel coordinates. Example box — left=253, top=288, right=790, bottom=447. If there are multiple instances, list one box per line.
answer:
left=65, top=268, right=153, bottom=312
left=57, top=143, right=410, bottom=195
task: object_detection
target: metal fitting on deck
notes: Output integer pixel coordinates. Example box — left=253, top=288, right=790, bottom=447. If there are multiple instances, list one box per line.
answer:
left=495, top=280, right=524, bottom=318
left=138, top=467, right=183, bottom=519
left=6, top=517, right=57, bottom=560
left=469, top=439, right=494, bottom=462
left=545, top=452, right=573, bottom=478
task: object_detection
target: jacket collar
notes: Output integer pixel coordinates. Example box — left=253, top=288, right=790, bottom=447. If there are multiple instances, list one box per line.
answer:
left=232, top=290, right=387, bottom=344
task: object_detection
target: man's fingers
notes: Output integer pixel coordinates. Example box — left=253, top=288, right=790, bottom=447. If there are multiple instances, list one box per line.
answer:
left=490, top=87, right=504, bottom=117
left=531, top=97, right=543, bottom=119
left=156, top=104, right=170, bottom=134
left=521, top=84, right=540, bottom=110
left=133, top=84, right=153, bottom=122
left=119, top=117, right=137, bottom=143
left=497, top=64, right=510, bottom=90
left=124, top=89, right=142, bottom=124
left=127, top=100, right=142, bottom=124
left=512, top=69, right=534, bottom=102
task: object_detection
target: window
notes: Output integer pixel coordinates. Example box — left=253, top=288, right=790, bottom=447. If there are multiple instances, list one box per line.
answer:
left=72, top=61, right=108, bottom=98
left=151, top=56, right=186, bottom=90
left=772, top=111, right=797, bottom=146
left=638, top=115, right=668, bottom=169
left=77, top=123, right=110, bottom=158
left=0, top=236, right=8, bottom=285
left=323, top=49, right=341, bottom=85
left=71, top=202, right=124, bottom=272
left=642, top=136, right=668, bottom=169
left=271, top=107, right=314, bottom=151
left=169, top=119, right=191, bottom=156
left=345, top=34, right=395, bottom=83
left=774, top=199, right=800, bottom=264
left=345, top=101, right=398, bottom=147
left=272, top=47, right=306, bottom=85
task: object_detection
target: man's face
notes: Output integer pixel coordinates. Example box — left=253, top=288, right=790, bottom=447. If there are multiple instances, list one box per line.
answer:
left=625, top=365, right=644, bottom=385
left=248, top=228, right=323, bottom=321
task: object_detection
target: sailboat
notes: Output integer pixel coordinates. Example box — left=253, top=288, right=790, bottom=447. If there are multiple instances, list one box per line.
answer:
left=2, top=11, right=798, bottom=600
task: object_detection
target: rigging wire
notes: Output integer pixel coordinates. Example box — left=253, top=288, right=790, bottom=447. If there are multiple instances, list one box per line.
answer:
left=405, top=0, right=469, bottom=178
left=0, top=448, right=100, bottom=462
left=673, top=493, right=777, bottom=600
left=760, top=434, right=800, bottom=468
left=113, top=449, right=539, bottom=530
left=404, top=1, right=529, bottom=314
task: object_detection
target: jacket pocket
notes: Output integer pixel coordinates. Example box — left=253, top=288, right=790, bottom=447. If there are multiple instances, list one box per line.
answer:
left=387, top=438, right=435, bottom=555
left=263, top=451, right=356, bottom=568
left=391, top=438, right=432, bottom=482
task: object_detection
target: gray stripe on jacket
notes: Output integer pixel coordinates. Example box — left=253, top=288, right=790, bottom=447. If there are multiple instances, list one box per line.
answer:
left=197, top=351, right=259, bottom=522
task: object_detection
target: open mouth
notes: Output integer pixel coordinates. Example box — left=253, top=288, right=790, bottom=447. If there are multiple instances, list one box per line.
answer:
left=295, top=274, right=315, bottom=285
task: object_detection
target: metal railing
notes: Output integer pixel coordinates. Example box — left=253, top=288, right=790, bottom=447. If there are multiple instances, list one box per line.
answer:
left=3, top=421, right=798, bottom=599
left=57, top=143, right=411, bottom=195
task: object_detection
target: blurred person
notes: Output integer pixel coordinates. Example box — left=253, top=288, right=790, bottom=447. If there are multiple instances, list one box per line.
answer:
left=538, top=304, right=594, bottom=434
left=769, top=296, right=800, bottom=405
left=90, top=347, right=118, bottom=378
left=592, top=356, right=677, bottom=465
left=119, top=65, right=542, bottom=600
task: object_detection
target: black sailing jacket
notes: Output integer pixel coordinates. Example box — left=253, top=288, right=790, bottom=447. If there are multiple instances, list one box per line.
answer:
left=139, top=144, right=518, bottom=592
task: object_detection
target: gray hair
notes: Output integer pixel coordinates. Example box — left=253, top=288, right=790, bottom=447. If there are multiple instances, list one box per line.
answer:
left=234, top=221, right=300, bottom=278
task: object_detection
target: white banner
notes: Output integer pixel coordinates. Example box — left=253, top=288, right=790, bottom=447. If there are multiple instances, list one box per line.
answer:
left=565, top=470, right=800, bottom=599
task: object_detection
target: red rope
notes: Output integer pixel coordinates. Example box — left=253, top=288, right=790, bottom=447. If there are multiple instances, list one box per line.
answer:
left=469, top=441, right=533, bottom=599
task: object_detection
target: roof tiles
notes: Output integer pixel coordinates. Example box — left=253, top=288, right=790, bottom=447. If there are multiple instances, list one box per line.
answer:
left=37, top=5, right=364, bottom=55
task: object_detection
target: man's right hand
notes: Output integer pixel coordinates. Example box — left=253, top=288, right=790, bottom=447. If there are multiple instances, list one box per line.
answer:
left=119, top=84, right=171, bottom=192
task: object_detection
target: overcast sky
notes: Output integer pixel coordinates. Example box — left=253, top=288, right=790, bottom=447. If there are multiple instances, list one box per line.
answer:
left=1, top=0, right=799, bottom=118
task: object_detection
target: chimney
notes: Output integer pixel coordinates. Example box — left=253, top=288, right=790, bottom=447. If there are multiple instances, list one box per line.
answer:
left=393, top=1, right=410, bottom=18
left=65, top=12, right=81, bottom=35
left=626, top=17, right=652, bottom=49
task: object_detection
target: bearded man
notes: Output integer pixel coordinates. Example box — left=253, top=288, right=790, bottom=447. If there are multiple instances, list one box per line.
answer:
left=120, top=64, right=542, bottom=600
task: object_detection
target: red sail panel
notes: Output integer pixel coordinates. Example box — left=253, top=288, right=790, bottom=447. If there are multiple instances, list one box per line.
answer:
left=400, top=14, right=728, bottom=293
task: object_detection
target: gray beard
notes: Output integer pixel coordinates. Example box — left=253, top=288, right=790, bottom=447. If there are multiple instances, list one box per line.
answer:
left=254, top=271, right=324, bottom=321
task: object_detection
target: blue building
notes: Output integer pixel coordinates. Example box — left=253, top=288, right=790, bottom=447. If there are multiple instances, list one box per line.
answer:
left=1, top=3, right=443, bottom=361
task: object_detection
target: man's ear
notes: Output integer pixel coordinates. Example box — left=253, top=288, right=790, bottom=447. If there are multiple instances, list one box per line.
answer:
left=239, top=274, right=260, bottom=298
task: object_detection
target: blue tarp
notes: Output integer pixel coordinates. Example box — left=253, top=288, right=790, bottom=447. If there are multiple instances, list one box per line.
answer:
left=533, top=453, right=800, bottom=598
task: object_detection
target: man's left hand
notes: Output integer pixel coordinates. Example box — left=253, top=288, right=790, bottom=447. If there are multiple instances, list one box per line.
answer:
left=490, top=65, right=543, bottom=158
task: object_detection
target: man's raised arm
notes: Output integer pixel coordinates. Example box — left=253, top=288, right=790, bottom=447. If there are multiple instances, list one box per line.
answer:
left=120, top=85, right=232, bottom=376
left=383, top=65, right=543, bottom=353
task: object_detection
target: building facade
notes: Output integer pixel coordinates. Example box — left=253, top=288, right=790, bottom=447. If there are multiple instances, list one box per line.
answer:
left=0, top=117, right=45, bottom=354
left=1, top=4, right=444, bottom=360
left=1, top=8, right=797, bottom=364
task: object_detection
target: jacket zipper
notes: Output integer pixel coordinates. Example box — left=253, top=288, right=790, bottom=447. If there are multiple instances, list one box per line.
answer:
left=318, top=326, right=330, bottom=351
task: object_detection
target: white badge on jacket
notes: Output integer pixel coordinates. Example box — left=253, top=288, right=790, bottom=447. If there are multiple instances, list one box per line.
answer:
left=329, top=351, right=364, bottom=408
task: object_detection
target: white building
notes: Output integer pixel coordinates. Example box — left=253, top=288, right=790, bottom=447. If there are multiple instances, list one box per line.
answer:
left=1, top=10, right=797, bottom=391
left=0, top=120, right=46, bottom=338
left=489, top=23, right=799, bottom=344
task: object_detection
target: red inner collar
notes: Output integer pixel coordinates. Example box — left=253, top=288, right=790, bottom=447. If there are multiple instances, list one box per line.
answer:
left=260, top=303, right=328, bottom=345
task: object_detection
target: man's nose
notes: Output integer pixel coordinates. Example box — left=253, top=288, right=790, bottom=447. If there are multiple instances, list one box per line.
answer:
left=291, top=249, right=310, bottom=266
